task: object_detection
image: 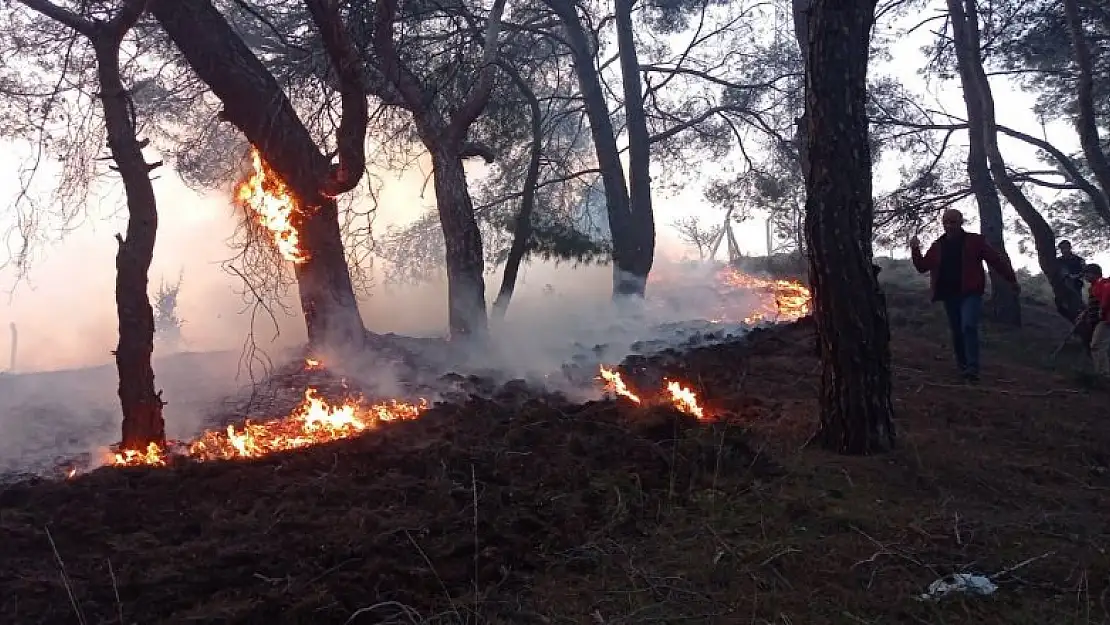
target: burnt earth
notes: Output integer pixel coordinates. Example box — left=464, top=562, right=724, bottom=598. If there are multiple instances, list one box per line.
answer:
left=3, top=308, right=1110, bottom=624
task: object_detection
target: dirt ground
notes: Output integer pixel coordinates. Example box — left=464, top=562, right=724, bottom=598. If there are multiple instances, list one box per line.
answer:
left=1, top=293, right=1108, bottom=625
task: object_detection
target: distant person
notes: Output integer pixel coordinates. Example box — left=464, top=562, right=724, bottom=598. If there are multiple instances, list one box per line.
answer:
left=910, top=209, right=1020, bottom=383
left=1057, top=240, right=1086, bottom=295
left=1083, top=264, right=1110, bottom=378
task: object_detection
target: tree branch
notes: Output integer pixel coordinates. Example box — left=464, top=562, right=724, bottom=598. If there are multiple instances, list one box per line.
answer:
left=17, top=0, right=96, bottom=38
left=447, top=0, right=508, bottom=144
left=304, top=0, right=368, bottom=197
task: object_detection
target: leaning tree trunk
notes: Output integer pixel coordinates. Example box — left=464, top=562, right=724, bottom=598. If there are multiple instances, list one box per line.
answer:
left=430, top=148, right=488, bottom=339
left=151, top=0, right=366, bottom=351
left=614, top=0, right=656, bottom=296
left=950, top=28, right=1021, bottom=326
left=492, top=66, right=543, bottom=320
left=546, top=1, right=641, bottom=297
left=94, top=39, right=166, bottom=449
left=1063, top=0, right=1110, bottom=203
left=804, top=0, right=895, bottom=454
left=952, top=0, right=1084, bottom=321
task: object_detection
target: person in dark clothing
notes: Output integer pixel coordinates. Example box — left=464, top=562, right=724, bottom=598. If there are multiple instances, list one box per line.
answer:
left=1057, top=240, right=1086, bottom=295
left=911, top=209, right=1020, bottom=383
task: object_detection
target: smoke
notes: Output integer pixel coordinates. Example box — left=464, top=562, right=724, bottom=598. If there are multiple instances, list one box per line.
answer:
left=0, top=149, right=778, bottom=480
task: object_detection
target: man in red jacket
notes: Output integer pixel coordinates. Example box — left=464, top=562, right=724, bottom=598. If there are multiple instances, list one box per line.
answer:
left=911, top=209, right=1020, bottom=382
left=1085, top=263, right=1110, bottom=377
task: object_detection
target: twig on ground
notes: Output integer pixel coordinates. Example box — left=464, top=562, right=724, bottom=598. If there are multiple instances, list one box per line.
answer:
left=991, top=551, right=1055, bottom=581
left=403, top=529, right=461, bottom=621
left=107, top=558, right=123, bottom=625
left=45, top=526, right=85, bottom=625
left=343, top=600, right=424, bottom=625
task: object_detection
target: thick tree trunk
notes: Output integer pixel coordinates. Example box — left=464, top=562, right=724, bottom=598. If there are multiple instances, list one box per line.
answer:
left=151, top=0, right=366, bottom=350
left=1063, top=0, right=1110, bottom=204
left=546, top=2, right=644, bottom=297
left=951, top=0, right=1085, bottom=321
left=953, top=49, right=1021, bottom=325
left=804, top=0, right=895, bottom=454
left=430, top=149, right=488, bottom=339
left=614, top=0, right=656, bottom=296
left=492, top=68, right=543, bottom=320
left=94, top=39, right=166, bottom=449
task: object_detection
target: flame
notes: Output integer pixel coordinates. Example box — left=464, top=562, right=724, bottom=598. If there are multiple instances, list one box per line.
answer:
left=65, top=467, right=77, bottom=479
left=108, top=388, right=427, bottom=468
left=113, top=442, right=167, bottom=467
left=665, top=380, right=705, bottom=419
left=598, top=365, right=642, bottom=404
left=305, top=357, right=322, bottom=369
left=235, top=148, right=308, bottom=264
left=717, top=267, right=811, bottom=323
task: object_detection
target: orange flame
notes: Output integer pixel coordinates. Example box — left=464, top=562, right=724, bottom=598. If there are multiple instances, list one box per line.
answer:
left=235, top=148, right=308, bottom=264
left=108, top=388, right=427, bottom=468
left=665, top=380, right=705, bottom=419
left=113, top=442, right=167, bottom=467
left=305, top=357, right=322, bottom=370
left=717, top=267, right=811, bottom=323
left=599, top=365, right=642, bottom=404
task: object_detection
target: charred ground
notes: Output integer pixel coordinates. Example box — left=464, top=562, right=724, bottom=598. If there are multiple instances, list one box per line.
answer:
left=1, top=284, right=1108, bottom=624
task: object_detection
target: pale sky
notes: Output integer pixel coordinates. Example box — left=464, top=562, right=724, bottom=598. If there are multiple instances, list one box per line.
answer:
left=0, top=4, right=1105, bottom=373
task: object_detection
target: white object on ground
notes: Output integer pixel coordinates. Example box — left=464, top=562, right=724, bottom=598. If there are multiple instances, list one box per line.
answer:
left=918, top=573, right=998, bottom=601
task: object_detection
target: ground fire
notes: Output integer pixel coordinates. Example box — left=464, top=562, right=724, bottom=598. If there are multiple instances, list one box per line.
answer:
left=716, top=266, right=811, bottom=323
left=599, top=366, right=708, bottom=420
left=235, top=148, right=308, bottom=264
left=104, top=389, right=427, bottom=469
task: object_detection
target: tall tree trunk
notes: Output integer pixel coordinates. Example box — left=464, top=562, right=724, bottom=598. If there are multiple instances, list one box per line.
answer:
left=151, top=0, right=366, bottom=350
left=804, top=0, right=895, bottom=454
left=792, top=0, right=813, bottom=186
left=94, top=38, right=165, bottom=450
left=614, top=0, right=656, bottom=296
left=430, top=148, right=488, bottom=339
left=546, top=1, right=641, bottom=297
left=492, top=66, right=543, bottom=320
left=951, top=0, right=1084, bottom=321
left=1063, top=0, right=1110, bottom=202
left=951, top=31, right=1021, bottom=326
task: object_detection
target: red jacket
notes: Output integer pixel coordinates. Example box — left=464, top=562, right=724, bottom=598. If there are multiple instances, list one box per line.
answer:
left=912, top=231, right=1018, bottom=300
left=1092, top=278, right=1110, bottom=323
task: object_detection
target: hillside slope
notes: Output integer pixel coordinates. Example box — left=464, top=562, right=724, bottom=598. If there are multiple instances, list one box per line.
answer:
left=1, top=293, right=1107, bottom=624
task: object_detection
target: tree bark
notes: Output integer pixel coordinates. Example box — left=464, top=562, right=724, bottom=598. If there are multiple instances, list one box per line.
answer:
left=372, top=0, right=502, bottom=338
left=491, top=65, right=543, bottom=319
left=19, top=0, right=168, bottom=449
left=803, top=0, right=895, bottom=454
left=546, top=1, right=645, bottom=297
left=613, top=0, right=656, bottom=296
left=948, top=13, right=1021, bottom=326
left=428, top=148, right=489, bottom=338
left=150, top=0, right=366, bottom=350
left=951, top=0, right=1084, bottom=321
left=94, top=37, right=167, bottom=450
left=1063, top=0, right=1110, bottom=205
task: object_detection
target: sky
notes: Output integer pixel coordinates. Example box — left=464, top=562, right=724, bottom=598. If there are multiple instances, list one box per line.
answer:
left=0, top=2, right=1106, bottom=374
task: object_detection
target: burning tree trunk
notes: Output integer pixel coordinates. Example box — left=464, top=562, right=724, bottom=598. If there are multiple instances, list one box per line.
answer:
left=19, top=0, right=166, bottom=449
left=949, top=0, right=1084, bottom=321
left=492, top=64, right=543, bottom=320
left=802, top=0, right=895, bottom=454
left=544, top=0, right=651, bottom=297
left=150, top=0, right=367, bottom=350
left=371, top=0, right=506, bottom=340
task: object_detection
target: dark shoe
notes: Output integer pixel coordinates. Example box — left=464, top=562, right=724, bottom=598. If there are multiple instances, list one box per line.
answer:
left=963, top=372, right=980, bottom=384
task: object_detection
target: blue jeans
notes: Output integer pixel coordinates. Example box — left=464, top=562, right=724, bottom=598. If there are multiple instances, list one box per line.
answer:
left=943, top=295, right=982, bottom=375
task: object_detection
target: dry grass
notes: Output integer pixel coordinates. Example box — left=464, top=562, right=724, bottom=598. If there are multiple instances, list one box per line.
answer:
left=1, top=289, right=1108, bottom=624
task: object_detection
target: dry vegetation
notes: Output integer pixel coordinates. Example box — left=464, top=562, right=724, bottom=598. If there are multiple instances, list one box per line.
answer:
left=1, top=277, right=1107, bottom=624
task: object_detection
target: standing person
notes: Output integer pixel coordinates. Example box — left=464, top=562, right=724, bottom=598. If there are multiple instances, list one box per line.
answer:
left=1083, top=263, right=1110, bottom=378
left=910, top=209, right=1020, bottom=383
left=1057, top=240, right=1086, bottom=295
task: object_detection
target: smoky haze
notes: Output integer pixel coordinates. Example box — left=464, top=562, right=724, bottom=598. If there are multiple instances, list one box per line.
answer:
left=0, top=152, right=760, bottom=478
